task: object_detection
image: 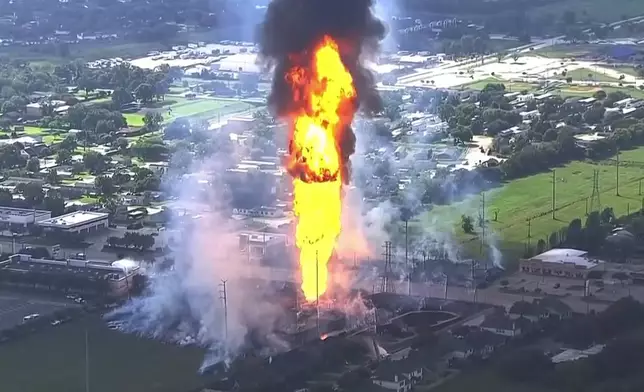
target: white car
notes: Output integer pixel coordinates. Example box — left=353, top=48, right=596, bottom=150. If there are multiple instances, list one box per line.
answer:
left=22, top=314, right=40, bottom=322
left=51, top=320, right=62, bottom=326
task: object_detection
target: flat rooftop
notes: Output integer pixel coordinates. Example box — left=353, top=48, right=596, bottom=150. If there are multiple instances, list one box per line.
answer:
left=37, top=211, right=109, bottom=228
left=530, top=248, right=599, bottom=269
left=0, top=206, right=50, bottom=217
left=4, top=254, right=137, bottom=279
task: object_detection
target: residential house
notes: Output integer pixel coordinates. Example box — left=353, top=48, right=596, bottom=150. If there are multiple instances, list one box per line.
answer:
left=372, top=358, right=423, bottom=392
left=535, top=297, right=573, bottom=319
left=437, top=335, right=474, bottom=360
left=480, top=313, right=528, bottom=337
left=465, top=329, right=507, bottom=359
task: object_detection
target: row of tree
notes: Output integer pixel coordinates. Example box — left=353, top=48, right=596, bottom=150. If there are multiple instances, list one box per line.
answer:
left=106, top=232, right=156, bottom=251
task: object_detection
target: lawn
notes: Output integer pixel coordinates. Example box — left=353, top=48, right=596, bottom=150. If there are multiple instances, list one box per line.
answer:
left=422, top=147, right=644, bottom=264
left=123, top=98, right=253, bottom=127
left=459, top=78, right=538, bottom=93
left=563, top=68, right=621, bottom=83
left=0, top=316, right=207, bottom=392
left=534, top=44, right=599, bottom=59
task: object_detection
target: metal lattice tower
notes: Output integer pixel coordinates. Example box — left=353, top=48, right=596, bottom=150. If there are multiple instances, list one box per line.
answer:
left=589, top=169, right=601, bottom=214
left=379, top=241, right=396, bottom=294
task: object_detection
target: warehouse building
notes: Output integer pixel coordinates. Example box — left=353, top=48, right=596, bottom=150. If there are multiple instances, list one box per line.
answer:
left=519, top=248, right=601, bottom=279
left=37, top=211, right=109, bottom=235
left=0, top=206, right=51, bottom=236
left=0, top=254, right=140, bottom=297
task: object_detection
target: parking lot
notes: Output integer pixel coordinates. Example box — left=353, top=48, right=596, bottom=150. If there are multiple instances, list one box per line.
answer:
left=495, top=271, right=644, bottom=304
left=0, top=292, right=76, bottom=330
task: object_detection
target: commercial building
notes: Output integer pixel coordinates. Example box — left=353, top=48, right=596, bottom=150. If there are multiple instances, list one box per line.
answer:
left=0, top=206, right=51, bottom=236
left=37, top=211, right=109, bottom=235
left=0, top=254, right=140, bottom=297
left=519, top=248, right=601, bottom=279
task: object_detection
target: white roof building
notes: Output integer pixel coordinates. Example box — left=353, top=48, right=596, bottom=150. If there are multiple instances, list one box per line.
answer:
left=37, top=211, right=109, bottom=235
left=530, top=248, right=599, bottom=269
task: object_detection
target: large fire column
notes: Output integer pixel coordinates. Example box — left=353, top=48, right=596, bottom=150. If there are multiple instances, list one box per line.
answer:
left=285, top=36, right=357, bottom=302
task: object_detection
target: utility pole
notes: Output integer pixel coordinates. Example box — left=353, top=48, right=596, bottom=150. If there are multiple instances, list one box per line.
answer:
left=479, top=192, right=486, bottom=255
left=85, top=328, right=90, bottom=392
left=527, top=218, right=532, bottom=249
left=219, top=280, right=228, bottom=342
left=616, top=149, right=620, bottom=196
left=552, top=170, right=556, bottom=219
left=316, top=250, right=320, bottom=337
left=406, top=221, right=412, bottom=296
left=640, top=179, right=642, bottom=196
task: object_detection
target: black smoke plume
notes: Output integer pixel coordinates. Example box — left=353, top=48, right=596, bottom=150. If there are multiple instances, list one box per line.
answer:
left=257, top=0, right=386, bottom=183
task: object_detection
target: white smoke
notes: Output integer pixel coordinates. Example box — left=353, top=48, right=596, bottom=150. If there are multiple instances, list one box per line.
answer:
left=107, top=155, right=291, bottom=369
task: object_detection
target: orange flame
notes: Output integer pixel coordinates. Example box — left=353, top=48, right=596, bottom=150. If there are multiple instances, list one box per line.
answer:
left=285, top=36, right=356, bottom=302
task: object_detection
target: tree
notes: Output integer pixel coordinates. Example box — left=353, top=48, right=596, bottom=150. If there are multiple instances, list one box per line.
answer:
left=56, top=149, right=72, bottom=165
left=115, top=137, right=129, bottom=150
left=461, top=215, right=475, bottom=234
left=20, top=182, right=44, bottom=206
left=134, top=83, right=154, bottom=103
left=512, top=53, right=520, bottom=62
left=44, top=189, right=65, bottom=216
left=82, top=151, right=107, bottom=174
left=143, top=111, right=163, bottom=132
left=536, top=239, right=546, bottom=254
left=0, top=189, right=12, bottom=206
left=543, top=129, right=558, bottom=142
left=549, top=232, right=559, bottom=248
left=164, top=118, right=191, bottom=140
left=26, top=157, right=40, bottom=173
left=112, top=88, right=134, bottom=109
left=46, top=169, right=60, bottom=185
left=95, top=175, right=115, bottom=196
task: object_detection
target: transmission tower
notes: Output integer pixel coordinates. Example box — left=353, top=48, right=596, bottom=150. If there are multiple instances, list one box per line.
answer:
left=379, top=241, right=395, bottom=294
left=589, top=169, right=601, bottom=214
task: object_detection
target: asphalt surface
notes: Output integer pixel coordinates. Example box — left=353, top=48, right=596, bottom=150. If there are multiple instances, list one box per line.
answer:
left=0, top=292, right=75, bottom=331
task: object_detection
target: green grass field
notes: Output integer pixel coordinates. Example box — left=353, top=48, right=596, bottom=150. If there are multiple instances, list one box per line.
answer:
left=563, top=68, right=621, bottom=83
left=124, top=98, right=253, bottom=127
left=422, top=147, right=644, bottom=263
left=0, top=316, right=207, bottom=392
left=459, top=77, right=539, bottom=93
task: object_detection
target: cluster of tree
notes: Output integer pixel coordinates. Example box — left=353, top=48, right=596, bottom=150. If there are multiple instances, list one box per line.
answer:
left=538, top=205, right=644, bottom=262
left=106, top=232, right=155, bottom=251
left=53, top=62, right=174, bottom=109
left=495, top=298, right=644, bottom=392
left=0, top=184, right=65, bottom=217
left=0, top=61, right=64, bottom=121
left=0, top=0, right=252, bottom=44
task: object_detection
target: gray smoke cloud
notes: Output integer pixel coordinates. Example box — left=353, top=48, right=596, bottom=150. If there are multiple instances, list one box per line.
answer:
left=107, top=145, right=293, bottom=370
